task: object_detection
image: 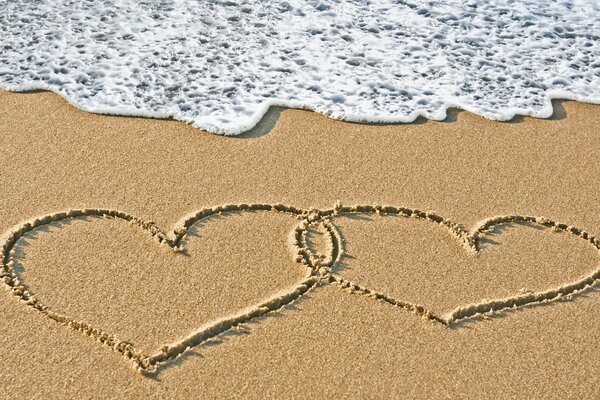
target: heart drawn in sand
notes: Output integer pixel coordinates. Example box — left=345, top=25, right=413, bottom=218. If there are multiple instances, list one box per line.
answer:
left=302, top=204, right=600, bottom=326
left=2, top=202, right=600, bottom=374
left=0, top=204, right=322, bottom=374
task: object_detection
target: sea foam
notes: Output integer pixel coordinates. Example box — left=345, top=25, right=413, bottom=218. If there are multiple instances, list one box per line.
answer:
left=1, top=0, right=599, bottom=134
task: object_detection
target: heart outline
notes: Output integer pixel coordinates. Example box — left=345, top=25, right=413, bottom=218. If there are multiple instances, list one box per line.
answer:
left=0, top=204, right=324, bottom=374
left=305, top=204, right=600, bottom=325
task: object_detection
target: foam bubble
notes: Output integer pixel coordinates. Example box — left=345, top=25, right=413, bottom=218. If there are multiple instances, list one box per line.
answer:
left=1, top=0, right=599, bottom=134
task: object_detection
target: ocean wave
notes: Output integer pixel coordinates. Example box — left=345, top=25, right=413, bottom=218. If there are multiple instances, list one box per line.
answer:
left=1, top=0, right=599, bottom=134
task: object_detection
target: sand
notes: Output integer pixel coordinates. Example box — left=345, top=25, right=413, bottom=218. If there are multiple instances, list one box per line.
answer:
left=1, top=89, right=600, bottom=398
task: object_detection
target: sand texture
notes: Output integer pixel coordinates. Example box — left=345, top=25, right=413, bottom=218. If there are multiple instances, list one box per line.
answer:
left=1, top=90, right=600, bottom=398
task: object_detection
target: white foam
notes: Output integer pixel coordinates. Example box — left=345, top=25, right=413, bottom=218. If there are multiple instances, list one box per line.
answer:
left=1, top=0, right=599, bottom=134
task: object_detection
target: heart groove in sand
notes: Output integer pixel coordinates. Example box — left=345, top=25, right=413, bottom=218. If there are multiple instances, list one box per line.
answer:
left=305, top=204, right=600, bottom=326
left=0, top=204, right=323, bottom=374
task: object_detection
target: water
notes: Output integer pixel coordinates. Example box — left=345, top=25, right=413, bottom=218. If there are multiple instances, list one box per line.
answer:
left=1, top=0, right=599, bottom=134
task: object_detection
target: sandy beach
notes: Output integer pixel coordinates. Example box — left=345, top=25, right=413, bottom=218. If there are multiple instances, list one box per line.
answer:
left=1, top=89, right=600, bottom=398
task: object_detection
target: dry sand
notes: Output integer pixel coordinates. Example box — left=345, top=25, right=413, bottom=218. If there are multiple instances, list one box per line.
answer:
left=1, top=89, right=600, bottom=398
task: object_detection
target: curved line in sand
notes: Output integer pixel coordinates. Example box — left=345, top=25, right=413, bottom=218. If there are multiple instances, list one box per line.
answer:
left=325, top=205, right=600, bottom=326
left=0, top=204, right=319, bottom=374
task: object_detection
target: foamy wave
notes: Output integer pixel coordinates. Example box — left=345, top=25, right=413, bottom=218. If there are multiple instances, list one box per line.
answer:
left=1, top=0, right=599, bottom=134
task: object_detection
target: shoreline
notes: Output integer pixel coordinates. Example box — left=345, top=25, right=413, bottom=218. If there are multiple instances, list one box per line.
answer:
left=0, top=87, right=590, bottom=136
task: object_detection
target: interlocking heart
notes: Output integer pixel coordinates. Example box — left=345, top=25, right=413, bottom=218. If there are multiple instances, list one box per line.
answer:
left=2, top=203, right=599, bottom=374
